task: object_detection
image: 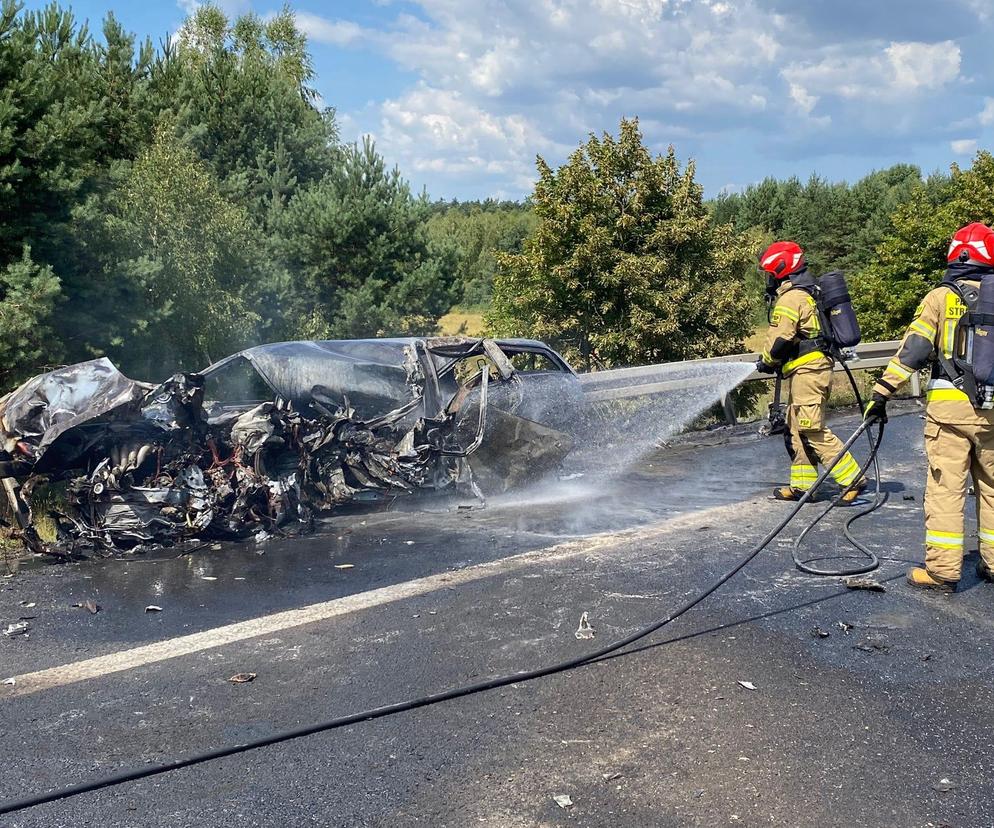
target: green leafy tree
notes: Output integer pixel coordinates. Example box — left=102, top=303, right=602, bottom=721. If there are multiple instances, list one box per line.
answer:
left=711, top=165, right=923, bottom=275
left=489, top=118, right=754, bottom=370
left=0, top=248, right=61, bottom=388
left=275, top=137, right=458, bottom=339
left=69, top=125, right=260, bottom=376
left=425, top=203, right=536, bottom=308
left=855, top=152, right=994, bottom=339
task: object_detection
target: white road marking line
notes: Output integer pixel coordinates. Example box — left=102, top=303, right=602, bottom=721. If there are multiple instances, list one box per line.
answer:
left=2, top=501, right=744, bottom=699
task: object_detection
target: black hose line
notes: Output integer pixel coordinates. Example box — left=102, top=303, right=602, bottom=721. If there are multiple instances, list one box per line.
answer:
left=790, top=357, right=886, bottom=576
left=0, top=417, right=883, bottom=817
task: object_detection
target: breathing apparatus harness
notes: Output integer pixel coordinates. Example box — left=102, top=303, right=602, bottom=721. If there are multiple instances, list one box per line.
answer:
left=932, top=261, right=994, bottom=410
left=762, top=268, right=885, bottom=577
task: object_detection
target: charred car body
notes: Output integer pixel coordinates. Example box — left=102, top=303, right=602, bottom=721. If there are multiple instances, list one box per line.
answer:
left=0, top=337, right=580, bottom=557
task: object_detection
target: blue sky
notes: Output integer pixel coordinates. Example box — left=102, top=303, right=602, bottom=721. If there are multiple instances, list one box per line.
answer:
left=21, top=0, right=994, bottom=200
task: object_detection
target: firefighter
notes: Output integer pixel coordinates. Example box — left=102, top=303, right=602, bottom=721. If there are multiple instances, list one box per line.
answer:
left=865, top=222, right=994, bottom=592
left=756, top=241, right=867, bottom=503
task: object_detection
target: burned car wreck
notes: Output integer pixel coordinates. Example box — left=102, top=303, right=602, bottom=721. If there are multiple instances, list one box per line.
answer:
left=0, top=338, right=580, bottom=558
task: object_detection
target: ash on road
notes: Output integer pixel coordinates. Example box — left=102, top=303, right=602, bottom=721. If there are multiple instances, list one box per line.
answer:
left=3, top=405, right=993, bottom=828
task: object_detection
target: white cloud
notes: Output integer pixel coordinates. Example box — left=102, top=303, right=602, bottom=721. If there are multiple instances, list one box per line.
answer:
left=329, top=0, right=786, bottom=193
left=951, top=138, right=978, bottom=155
left=788, top=83, right=818, bottom=114
left=886, top=42, right=961, bottom=91
left=962, top=0, right=992, bottom=21
left=294, top=11, right=364, bottom=46
left=782, top=40, right=961, bottom=113
left=981, top=97, right=994, bottom=126
left=312, top=1, right=987, bottom=197
left=368, top=84, right=564, bottom=192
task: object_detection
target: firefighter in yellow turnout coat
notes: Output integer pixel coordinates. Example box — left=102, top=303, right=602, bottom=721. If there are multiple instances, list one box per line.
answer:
left=757, top=241, right=866, bottom=502
left=866, top=222, right=994, bottom=591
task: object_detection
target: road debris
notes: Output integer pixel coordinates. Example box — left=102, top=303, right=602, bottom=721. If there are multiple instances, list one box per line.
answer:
left=3, top=621, right=30, bottom=636
left=0, top=337, right=576, bottom=559
left=334, top=564, right=354, bottom=570
left=574, top=611, right=595, bottom=640
left=932, top=778, right=957, bottom=793
left=842, top=577, right=886, bottom=592
left=837, top=621, right=853, bottom=634
left=73, top=600, right=100, bottom=614
left=228, top=672, right=257, bottom=684
left=144, top=605, right=163, bottom=613
left=737, top=680, right=757, bottom=691
left=811, top=627, right=830, bottom=638
left=853, top=635, right=889, bottom=653
left=2, top=677, right=15, bottom=686
left=553, top=794, right=573, bottom=809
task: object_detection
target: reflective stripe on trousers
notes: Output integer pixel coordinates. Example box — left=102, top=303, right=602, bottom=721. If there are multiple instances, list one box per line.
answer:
left=790, top=464, right=817, bottom=490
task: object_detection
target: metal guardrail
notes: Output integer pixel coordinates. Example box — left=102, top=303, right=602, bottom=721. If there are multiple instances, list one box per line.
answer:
left=577, top=339, right=907, bottom=424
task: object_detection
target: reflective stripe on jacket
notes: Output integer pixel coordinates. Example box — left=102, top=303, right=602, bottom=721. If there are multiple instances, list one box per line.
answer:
left=760, top=282, right=831, bottom=377
left=871, top=281, right=994, bottom=425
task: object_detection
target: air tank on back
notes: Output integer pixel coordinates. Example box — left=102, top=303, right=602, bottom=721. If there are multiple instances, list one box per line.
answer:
left=969, top=274, right=994, bottom=408
left=819, top=271, right=861, bottom=349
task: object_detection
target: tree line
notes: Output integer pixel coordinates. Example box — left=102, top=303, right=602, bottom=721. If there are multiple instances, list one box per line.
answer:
left=0, top=1, right=465, bottom=386
left=2, top=0, right=992, bottom=390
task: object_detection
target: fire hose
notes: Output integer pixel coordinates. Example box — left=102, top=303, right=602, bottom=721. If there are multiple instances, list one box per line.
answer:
left=0, top=414, right=885, bottom=817
left=789, top=357, right=886, bottom=576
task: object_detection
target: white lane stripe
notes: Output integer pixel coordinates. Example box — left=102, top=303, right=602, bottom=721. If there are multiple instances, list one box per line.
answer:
left=2, top=503, right=736, bottom=699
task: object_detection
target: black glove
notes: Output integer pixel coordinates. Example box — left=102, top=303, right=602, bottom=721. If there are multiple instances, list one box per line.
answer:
left=755, top=357, right=777, bottom=375
left=863, top=393, right=888, bottom=423
left=767, top=403, right=787, bottom=435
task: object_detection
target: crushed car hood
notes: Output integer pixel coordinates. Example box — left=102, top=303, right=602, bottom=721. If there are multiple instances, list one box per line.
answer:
left=0, top=358, right=149, bottom=461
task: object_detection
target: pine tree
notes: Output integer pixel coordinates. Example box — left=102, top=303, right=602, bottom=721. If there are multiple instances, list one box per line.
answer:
left=275, top=137, right=458, bottom=339
left=855, top=152, right=994, bottom=339
left=0, top=249, right=61, bottom=388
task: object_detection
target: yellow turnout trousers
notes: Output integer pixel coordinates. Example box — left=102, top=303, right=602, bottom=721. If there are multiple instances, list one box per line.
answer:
left=783, top=366, right=862, bottom=491
left=923, top=405, right=994, bottom=582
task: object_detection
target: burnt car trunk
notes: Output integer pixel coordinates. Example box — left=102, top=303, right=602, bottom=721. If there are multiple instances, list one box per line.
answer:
left=0, top=338, right=577, bottom=558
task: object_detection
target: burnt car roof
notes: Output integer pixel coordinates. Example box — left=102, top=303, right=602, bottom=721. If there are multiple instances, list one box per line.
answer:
left=205, top=337, right=566, bottom=368
left=202, top=337, right=575, bottom=413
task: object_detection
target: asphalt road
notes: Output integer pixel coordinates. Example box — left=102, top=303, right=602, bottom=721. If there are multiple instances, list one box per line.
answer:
left=3, top=404, right=994, bottom=827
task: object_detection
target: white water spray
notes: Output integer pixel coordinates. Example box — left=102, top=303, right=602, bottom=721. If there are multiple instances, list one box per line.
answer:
left=486, top=360, right=756, bottom=509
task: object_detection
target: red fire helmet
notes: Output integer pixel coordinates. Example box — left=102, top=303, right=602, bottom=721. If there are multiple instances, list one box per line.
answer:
left=758, top=241, right=806, bottom=280
left=947, top=222, right=994, bottom=266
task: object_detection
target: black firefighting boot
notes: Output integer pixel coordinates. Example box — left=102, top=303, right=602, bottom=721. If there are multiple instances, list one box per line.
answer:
left=906, top=567, right=957, bottom=593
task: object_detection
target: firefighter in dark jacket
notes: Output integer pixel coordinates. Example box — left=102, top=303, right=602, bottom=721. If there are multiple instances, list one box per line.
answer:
left=864, top=222, right=994, bottom=591
left=757, top=241, right=867, bottom=503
